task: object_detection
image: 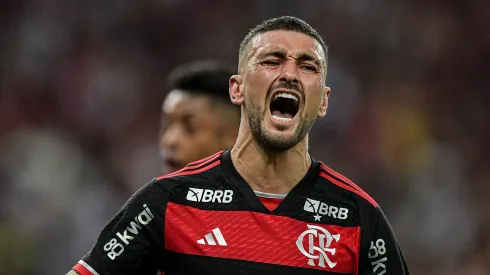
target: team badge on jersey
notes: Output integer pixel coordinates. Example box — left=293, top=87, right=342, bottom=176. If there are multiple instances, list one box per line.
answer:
left=296, top=224, right=341, bottom=268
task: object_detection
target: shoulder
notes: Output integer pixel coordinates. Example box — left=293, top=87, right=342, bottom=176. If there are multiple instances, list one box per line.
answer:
left=317, top=161, right=378, bottom=209
left=154, top=150, right=224, bottom=185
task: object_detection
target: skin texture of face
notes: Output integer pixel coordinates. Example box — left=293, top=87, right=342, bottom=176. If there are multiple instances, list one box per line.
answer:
left=231, top=30, right=330, bottom=152
left=160, top=89, right=237, bottom=172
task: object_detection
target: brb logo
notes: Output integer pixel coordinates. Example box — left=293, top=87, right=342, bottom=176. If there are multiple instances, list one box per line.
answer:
left=303, top=198, right=349, bottom=221
left=296, top=224, right=341, bottom=269
left=186, top=188, right=233, bottom=203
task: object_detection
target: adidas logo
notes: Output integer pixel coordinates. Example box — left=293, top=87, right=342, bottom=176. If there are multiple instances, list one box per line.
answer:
left=197, top=228, right=227, bottom=246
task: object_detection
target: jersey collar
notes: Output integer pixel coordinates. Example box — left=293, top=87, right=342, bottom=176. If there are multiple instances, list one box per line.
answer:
left=221, top=150, right=320, bottom=213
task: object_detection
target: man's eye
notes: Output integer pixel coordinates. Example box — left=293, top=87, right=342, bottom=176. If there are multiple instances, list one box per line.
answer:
left=183, top=121, right=196, bottom=135
left=262, top=60, right=280, bottom=66
left=300, top=64, right=317, bottom=72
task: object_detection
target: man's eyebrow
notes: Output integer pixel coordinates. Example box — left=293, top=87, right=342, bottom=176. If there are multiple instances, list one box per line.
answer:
left=295, top=52, right=322, bottom=68
left=258, top=50, right=323, bottom=68
left=257, top=50, right=287, bottom=60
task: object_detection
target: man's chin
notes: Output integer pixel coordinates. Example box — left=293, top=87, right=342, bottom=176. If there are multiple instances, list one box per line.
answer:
left=260, top=132, right=301, bottom=152
left=164, top=159, right=183, bottom=173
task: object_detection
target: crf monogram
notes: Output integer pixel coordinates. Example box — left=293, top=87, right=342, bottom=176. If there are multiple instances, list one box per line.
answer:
left=296, top=225, right=341, bottom=268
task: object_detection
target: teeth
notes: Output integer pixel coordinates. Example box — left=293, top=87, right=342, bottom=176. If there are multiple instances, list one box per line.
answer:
left=272, top=115, right=292, bottom=122
left=274, top=92, right=298, bottom=102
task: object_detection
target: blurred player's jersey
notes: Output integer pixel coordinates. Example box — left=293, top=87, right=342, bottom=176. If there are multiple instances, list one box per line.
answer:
left=73, top=150, right=409, bottom=275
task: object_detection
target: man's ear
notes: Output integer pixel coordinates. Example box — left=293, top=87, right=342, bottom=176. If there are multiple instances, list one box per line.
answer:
left=317, top=86, right=331, bottom=118
left=229, top=75, right=244, bottom=105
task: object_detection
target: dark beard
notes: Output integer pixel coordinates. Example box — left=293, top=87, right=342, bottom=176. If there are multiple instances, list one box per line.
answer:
left=245, top=98, right=316, bottom=153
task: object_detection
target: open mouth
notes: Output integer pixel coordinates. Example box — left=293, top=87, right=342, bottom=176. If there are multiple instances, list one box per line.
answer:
left=269, top=92, right=300, bottom=122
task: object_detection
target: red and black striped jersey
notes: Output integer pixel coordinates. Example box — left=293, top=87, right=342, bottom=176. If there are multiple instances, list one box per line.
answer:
left=72, top=150, right=409, bottom=275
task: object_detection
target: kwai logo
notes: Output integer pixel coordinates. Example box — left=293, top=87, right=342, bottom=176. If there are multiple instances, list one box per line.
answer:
left=103, top=204, right=155, bottom=260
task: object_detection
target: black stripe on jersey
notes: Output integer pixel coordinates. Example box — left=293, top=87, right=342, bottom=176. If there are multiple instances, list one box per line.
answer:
left=285, top=189, right=361, bottom=227
left=162, top=155, right=250, bottom=211
left=164, top=151, right=361, bottom=227
left=319, top=163, right=374, bottom=202
left=319, top=167, right=377, bottom=207
left=320, top=168, right=352, bottom=188
left=163, top=251, right=350, bottom=275
left=167, top=178, right=251, bottom=212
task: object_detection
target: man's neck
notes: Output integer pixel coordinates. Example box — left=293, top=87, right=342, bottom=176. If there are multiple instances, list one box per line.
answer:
left=230, top=127, right=312, bottom=195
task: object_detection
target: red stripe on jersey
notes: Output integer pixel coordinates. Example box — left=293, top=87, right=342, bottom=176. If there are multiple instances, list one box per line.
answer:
left=319, top=171, right=377, bottom=207
left=188, top=151, right=224, bottom=167
left=165, top=202, right=360, bottom=273
left=320, top=164, right=361, bottom=192
left=320, top=164, right=377, bottom=207
left=158, top=160, right=221, bottom=179
left=355, top=229, right=361, bottom=275
left=73, top=263, right=94, bottom=275
left=159, top=153, right=222, bottom=179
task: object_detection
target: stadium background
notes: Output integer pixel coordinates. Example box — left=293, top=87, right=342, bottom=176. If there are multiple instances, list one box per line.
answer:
left=0, top=0, right=488, bottom=274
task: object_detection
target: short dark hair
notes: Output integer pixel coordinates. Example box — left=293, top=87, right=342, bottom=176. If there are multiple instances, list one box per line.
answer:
left=167, top=60, right=236, bottom=104
left=238, top=16, right=328, bottom=71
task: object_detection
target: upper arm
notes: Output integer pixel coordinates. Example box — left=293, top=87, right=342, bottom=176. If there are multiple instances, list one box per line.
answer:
left=71, top=179, right=169, bottom=275
left=359, top=206, right=410, bottom=275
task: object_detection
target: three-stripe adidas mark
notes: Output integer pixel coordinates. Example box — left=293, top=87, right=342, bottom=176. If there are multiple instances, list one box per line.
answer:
left=197, top=228, right=227, bottom=246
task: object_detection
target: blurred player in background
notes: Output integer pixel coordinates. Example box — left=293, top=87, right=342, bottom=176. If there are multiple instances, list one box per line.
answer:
left=159, top=61, right=240, bottom=173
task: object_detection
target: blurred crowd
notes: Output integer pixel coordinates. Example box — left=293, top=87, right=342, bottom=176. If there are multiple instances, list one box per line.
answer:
left=0, top=0, right=489, bottom=274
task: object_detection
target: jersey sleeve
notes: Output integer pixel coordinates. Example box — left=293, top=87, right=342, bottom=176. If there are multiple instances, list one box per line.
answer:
left=72, top=178, right=168, bottom=275
left=358, top=206, right=410, bottom=275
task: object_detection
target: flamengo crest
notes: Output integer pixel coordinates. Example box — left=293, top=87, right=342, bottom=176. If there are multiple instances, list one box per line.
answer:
left=296, top=224, right=340, bottom=268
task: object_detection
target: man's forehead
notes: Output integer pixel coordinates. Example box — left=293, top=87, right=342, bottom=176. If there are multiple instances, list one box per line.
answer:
left=162, top=90, right=213, bottom=116
left=162, top=89, right=190, bottom=113
left=249, top=30, right=325, bottom=60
